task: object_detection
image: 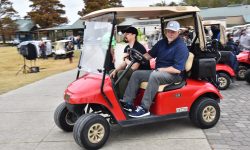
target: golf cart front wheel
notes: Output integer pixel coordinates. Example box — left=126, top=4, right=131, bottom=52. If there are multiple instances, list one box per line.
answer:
left=54, top=102, right=77, bottom=132
left=73, top=113, right=110, bottom=150
left=190, top=97, right=220, bottom=129
left=217, top=73, right=230, bottom=90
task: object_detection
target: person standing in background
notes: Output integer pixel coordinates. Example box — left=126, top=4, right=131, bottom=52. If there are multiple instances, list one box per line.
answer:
left=39, top=40, right=47, bottom=59
left=65, top=41, right=74, bottom=63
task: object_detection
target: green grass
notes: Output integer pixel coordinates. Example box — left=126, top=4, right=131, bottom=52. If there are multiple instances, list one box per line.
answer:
left=0, top=46, right=80, bottom=94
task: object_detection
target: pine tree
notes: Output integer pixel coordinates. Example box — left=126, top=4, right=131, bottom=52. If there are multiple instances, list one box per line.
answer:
left=149, top=0, right=168, bottom=6
left=108, top=0, right=123, bottom=7
left=28, top=0, right=68, bottom=28
left=149, top=1, right=180, bottom=7
left=183, top=0, right=250, bottom=7
left=0, top=0, right=18, bottom=43
left=78, top=0, right=123, bottom=16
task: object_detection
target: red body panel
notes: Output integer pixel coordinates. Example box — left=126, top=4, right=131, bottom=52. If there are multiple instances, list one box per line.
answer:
left=237, top=51, right=250, bottom=65
left=135, top=79, right=222, bottom=115
left=216, top=64, right=235, bottom=77
left=64, top=73, right=222, bottom=121
left=150, top=59, right=156, bottom=69
left=65, top=73, right=127, bottom=121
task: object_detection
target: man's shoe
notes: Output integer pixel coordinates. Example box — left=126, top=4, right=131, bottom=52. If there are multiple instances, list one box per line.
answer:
left=121, top=102, right=134, bottom=112
left=129, top=106, right=150, bottom=118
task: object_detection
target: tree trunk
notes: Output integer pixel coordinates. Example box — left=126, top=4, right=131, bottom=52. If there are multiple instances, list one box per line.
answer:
left=2, top=34, right=6, bottom=44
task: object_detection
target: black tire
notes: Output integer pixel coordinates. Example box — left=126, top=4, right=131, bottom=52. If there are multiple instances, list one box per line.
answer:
left=73, top=113, right=110, bottom=150
left=190, top=97, right=220, bottom=129
left=237, top=66, right=248, bottom=80
left=245, top=69, right=250, bottom=84
left=73, top=113, right=92, bottom=146
left=54, top=102, right=77, bottom=132
left=217, top=72, right=231, bottom=90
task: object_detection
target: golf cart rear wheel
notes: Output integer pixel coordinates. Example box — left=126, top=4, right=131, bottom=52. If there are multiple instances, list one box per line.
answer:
left=217, top=73, right=230, bottom=90
left=237, top=66, right=247, bottom=80
left=73, top=113, right=110, bottom=149
left=54, top=102, right=77, bottom=132
left=190, top=97, right=220, bottom=129
left=245, top=69, right=250, bottom=83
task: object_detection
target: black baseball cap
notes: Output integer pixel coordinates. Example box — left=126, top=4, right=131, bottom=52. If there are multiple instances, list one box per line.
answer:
left=122, top=26, right=138, bottom=36
left=227, top=33, right=232, bottom=39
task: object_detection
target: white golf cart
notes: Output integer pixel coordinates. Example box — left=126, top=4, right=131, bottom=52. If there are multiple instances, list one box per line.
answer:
left=52, top=39, right=72, bottom=59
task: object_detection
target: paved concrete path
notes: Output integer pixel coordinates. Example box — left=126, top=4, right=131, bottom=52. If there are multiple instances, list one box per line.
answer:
left=0, top=70, right=211, bottom=150
left=203, top=81, right=250, bottom=150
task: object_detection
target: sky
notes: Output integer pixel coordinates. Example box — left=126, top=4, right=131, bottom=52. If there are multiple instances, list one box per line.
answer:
left=9, top=0, right=182, bottom=24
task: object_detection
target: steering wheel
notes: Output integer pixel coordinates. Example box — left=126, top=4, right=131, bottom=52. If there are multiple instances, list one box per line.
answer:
left=128, top=48, right=147, bottom=64
left=114, top=48, right=147, bottom=86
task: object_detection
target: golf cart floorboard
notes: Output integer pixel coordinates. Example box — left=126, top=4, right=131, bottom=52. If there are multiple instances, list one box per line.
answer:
left=118, top=112, right=189, bottom=127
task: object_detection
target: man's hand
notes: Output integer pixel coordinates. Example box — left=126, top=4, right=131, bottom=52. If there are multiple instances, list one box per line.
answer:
left=110, top=69, right=117, bottom=78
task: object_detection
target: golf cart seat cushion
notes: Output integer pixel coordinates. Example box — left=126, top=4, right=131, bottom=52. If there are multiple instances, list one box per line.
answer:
left=140, top=80, right=186, bottom=92
left=140, top=52, right=194, bottom=92
left=185, top=52, right=194, bottom=72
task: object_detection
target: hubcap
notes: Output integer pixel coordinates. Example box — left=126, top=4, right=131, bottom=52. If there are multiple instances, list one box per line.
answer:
left=218, top=77, right=227, bottom=88
left=238, top=70, right=246, bottom=78
left=202, top=106, right=216, bottom=123
left=65, top=112, right=77, bottom=126
left=88, top=123, right=105, bottom=143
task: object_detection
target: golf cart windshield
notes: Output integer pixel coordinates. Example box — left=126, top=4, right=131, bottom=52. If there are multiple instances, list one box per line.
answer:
left=79, top=13, right=114, bottom=73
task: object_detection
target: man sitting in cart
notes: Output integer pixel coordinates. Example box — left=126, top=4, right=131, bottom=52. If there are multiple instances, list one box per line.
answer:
left=122, top=21, right=189, bottom=118
left=110, top=26, right=150, bottom=99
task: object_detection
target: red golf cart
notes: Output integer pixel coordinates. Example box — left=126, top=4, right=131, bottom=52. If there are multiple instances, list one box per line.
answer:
left=237, top=50, right=250, bottom=80
left=54, top=6, right=222, bottom=149
left=216, top=51, right=236, bottom=90
left=203, top=21, right=236, bottom=90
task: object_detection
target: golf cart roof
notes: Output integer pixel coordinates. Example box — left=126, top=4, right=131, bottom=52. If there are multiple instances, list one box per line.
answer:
left=81, top=6, right=206, bottom=50
left=202, top=20, right=226, bottom=45
left=203, top=20, right=226, bottom=28
left=82, top=6, right=200, bottom=20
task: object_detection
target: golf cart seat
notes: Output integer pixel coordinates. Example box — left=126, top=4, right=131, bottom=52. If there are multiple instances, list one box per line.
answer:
left=217, top=51, right=234, bottom=65
left=140, top=52, right=194, bottom=92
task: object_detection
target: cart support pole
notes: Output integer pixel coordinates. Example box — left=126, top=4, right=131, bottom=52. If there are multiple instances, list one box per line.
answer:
left=114, top=60, right=135, bottom=86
